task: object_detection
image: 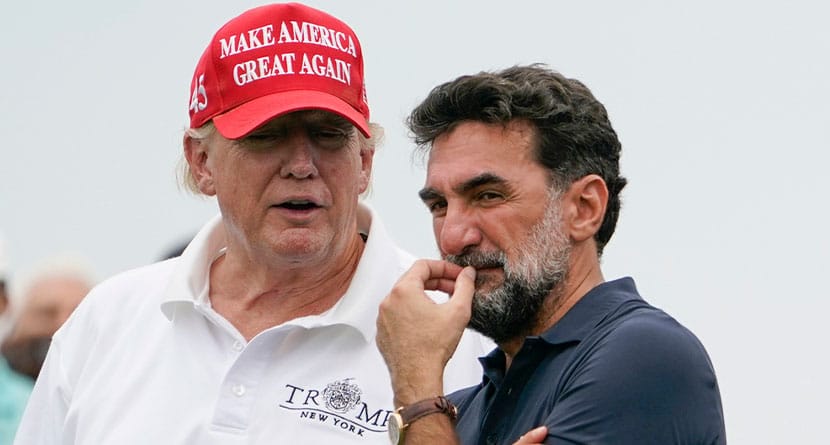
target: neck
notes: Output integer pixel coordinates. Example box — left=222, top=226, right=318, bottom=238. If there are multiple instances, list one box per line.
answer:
left=499, top=252, right=604, bottom=369
left=209, top=231, right=366, bottom=340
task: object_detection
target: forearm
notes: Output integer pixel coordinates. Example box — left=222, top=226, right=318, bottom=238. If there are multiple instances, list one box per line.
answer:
left=377, top=262, right=476, bottom=445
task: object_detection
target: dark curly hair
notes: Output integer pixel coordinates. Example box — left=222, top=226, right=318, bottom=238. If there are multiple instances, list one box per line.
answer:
left=408, top=64, right=627, bottom=255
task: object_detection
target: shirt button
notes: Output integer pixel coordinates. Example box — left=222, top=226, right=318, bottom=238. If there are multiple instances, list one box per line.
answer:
left=231, top=384, right=246, bottom=397
left=486, top=434, right=498, bottom=445
left=232, top=340, right=244, bottom=352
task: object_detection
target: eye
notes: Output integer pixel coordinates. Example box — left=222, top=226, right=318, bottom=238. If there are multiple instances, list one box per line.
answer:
left=239, top=129, right=287, bottom=150
left=425, top=199, right=448, bottom=215
left=311, top=126, right=353, bottom=147
left=477, top=191, right=504, bottom=202
left=315, top=128, right=347, bottom=139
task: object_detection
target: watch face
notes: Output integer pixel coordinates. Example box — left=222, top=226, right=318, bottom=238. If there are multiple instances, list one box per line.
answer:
left=388, top=413, right=403, bottom=444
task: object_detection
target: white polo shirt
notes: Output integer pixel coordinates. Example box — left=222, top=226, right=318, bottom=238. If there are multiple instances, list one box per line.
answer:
left=15, top=205, right=490, bottom=444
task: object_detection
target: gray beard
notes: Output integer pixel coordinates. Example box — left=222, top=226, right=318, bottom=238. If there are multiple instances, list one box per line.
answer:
left=445, top=193, right=570, bottom=344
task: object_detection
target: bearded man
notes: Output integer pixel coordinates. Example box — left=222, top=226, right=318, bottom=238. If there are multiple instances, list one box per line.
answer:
left=376, top=65, right=726, bottom=445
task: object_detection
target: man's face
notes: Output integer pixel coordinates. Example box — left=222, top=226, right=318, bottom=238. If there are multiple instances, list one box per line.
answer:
left=194, top=111, right=373, bottom=263
left=420, top=120, right=571, bottom=342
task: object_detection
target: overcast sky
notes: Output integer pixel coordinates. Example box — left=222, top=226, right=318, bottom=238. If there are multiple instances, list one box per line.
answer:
left=1, top=1, right=828, bottom=443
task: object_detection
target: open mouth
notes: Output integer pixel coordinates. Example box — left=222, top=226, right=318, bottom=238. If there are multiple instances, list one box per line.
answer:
left=276, top=200, right=320, bottom=211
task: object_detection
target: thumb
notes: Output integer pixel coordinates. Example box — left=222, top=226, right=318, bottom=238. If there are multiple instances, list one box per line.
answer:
left=450, top=266, right=476, bottom=309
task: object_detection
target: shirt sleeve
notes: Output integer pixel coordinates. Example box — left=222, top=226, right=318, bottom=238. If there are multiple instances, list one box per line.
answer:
left=13, top=333, right=72, bottom=444
left=544, top=314, right=726, bottom=445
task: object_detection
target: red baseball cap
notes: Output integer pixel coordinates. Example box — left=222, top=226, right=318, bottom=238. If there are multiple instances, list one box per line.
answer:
left=187, top=3, right=370, bottom=139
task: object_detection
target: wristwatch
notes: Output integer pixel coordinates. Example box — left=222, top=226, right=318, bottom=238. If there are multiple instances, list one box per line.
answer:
left=387, top=396, right=458, bottom=444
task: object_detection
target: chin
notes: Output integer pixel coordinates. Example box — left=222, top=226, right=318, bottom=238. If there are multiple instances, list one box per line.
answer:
left=474, top=269, right=503, bottom=289
left=268, top=230, right=331, bottom=259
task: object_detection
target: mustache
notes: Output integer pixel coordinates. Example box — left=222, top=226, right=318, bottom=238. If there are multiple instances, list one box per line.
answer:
left=445, top=250, right=506, bottom=269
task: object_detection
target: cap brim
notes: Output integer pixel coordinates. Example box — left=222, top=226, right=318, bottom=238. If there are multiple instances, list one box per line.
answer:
left=212, top=90, right=371, bottom=139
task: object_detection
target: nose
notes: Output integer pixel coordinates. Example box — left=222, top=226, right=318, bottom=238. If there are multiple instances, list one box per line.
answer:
left=280, top=131, right=319, bottom=179
left=437, top=204, right=482, bottom=256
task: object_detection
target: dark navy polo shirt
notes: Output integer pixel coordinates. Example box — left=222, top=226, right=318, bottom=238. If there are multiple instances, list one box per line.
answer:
left=449, top=277, right=726, bottom=445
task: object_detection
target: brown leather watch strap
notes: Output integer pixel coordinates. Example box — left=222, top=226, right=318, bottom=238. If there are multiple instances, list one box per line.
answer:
left=397, top=396, right=458, bottom=426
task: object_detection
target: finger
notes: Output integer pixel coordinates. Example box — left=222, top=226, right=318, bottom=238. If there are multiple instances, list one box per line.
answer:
left=423, top=277, right=458, bottom=295
left=513, top=426, right=547, bottom=444
left=404, top=259, right=464, bottom=285
left=392, top=260, right=466, bottom=305
left=448, top=266, right=476, bottom=308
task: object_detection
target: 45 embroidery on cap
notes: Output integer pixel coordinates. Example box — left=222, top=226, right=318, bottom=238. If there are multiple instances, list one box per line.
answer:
left=189, top=74, right=208, bottom=113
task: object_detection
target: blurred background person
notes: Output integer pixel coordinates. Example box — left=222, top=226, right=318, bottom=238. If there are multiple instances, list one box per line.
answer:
left=1, top=255, right=95, bottom=380
left=1, top=252, right=95, bottom=443
left=0, top=231, right=32, bottom=444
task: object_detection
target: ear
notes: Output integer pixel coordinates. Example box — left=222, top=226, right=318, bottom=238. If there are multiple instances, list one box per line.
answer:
left=563, top=174, right=608, bottom=243
left=357, top=144, right=375, bottom=194
left=183, top=133, right=216, bottom=196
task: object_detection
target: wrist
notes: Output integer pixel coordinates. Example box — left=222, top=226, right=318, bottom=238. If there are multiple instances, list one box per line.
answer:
left=389, top=363, right=445, bottom=405
left=391, top=376, right=444, bottom=407
left=387, top=396, right=458, bottom=445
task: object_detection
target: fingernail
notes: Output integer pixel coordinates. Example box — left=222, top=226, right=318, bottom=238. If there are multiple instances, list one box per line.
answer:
left=462, top=266, right=476, bottom=279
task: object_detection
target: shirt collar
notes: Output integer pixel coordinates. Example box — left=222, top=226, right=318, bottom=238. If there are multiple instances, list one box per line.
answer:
left=160, top=213, right=225, bottom=320
left=476, top=277, right=642, bottom=385
left=538, top=277, right=642, bottom=345
left=159, top=204, right=403, bottom=343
